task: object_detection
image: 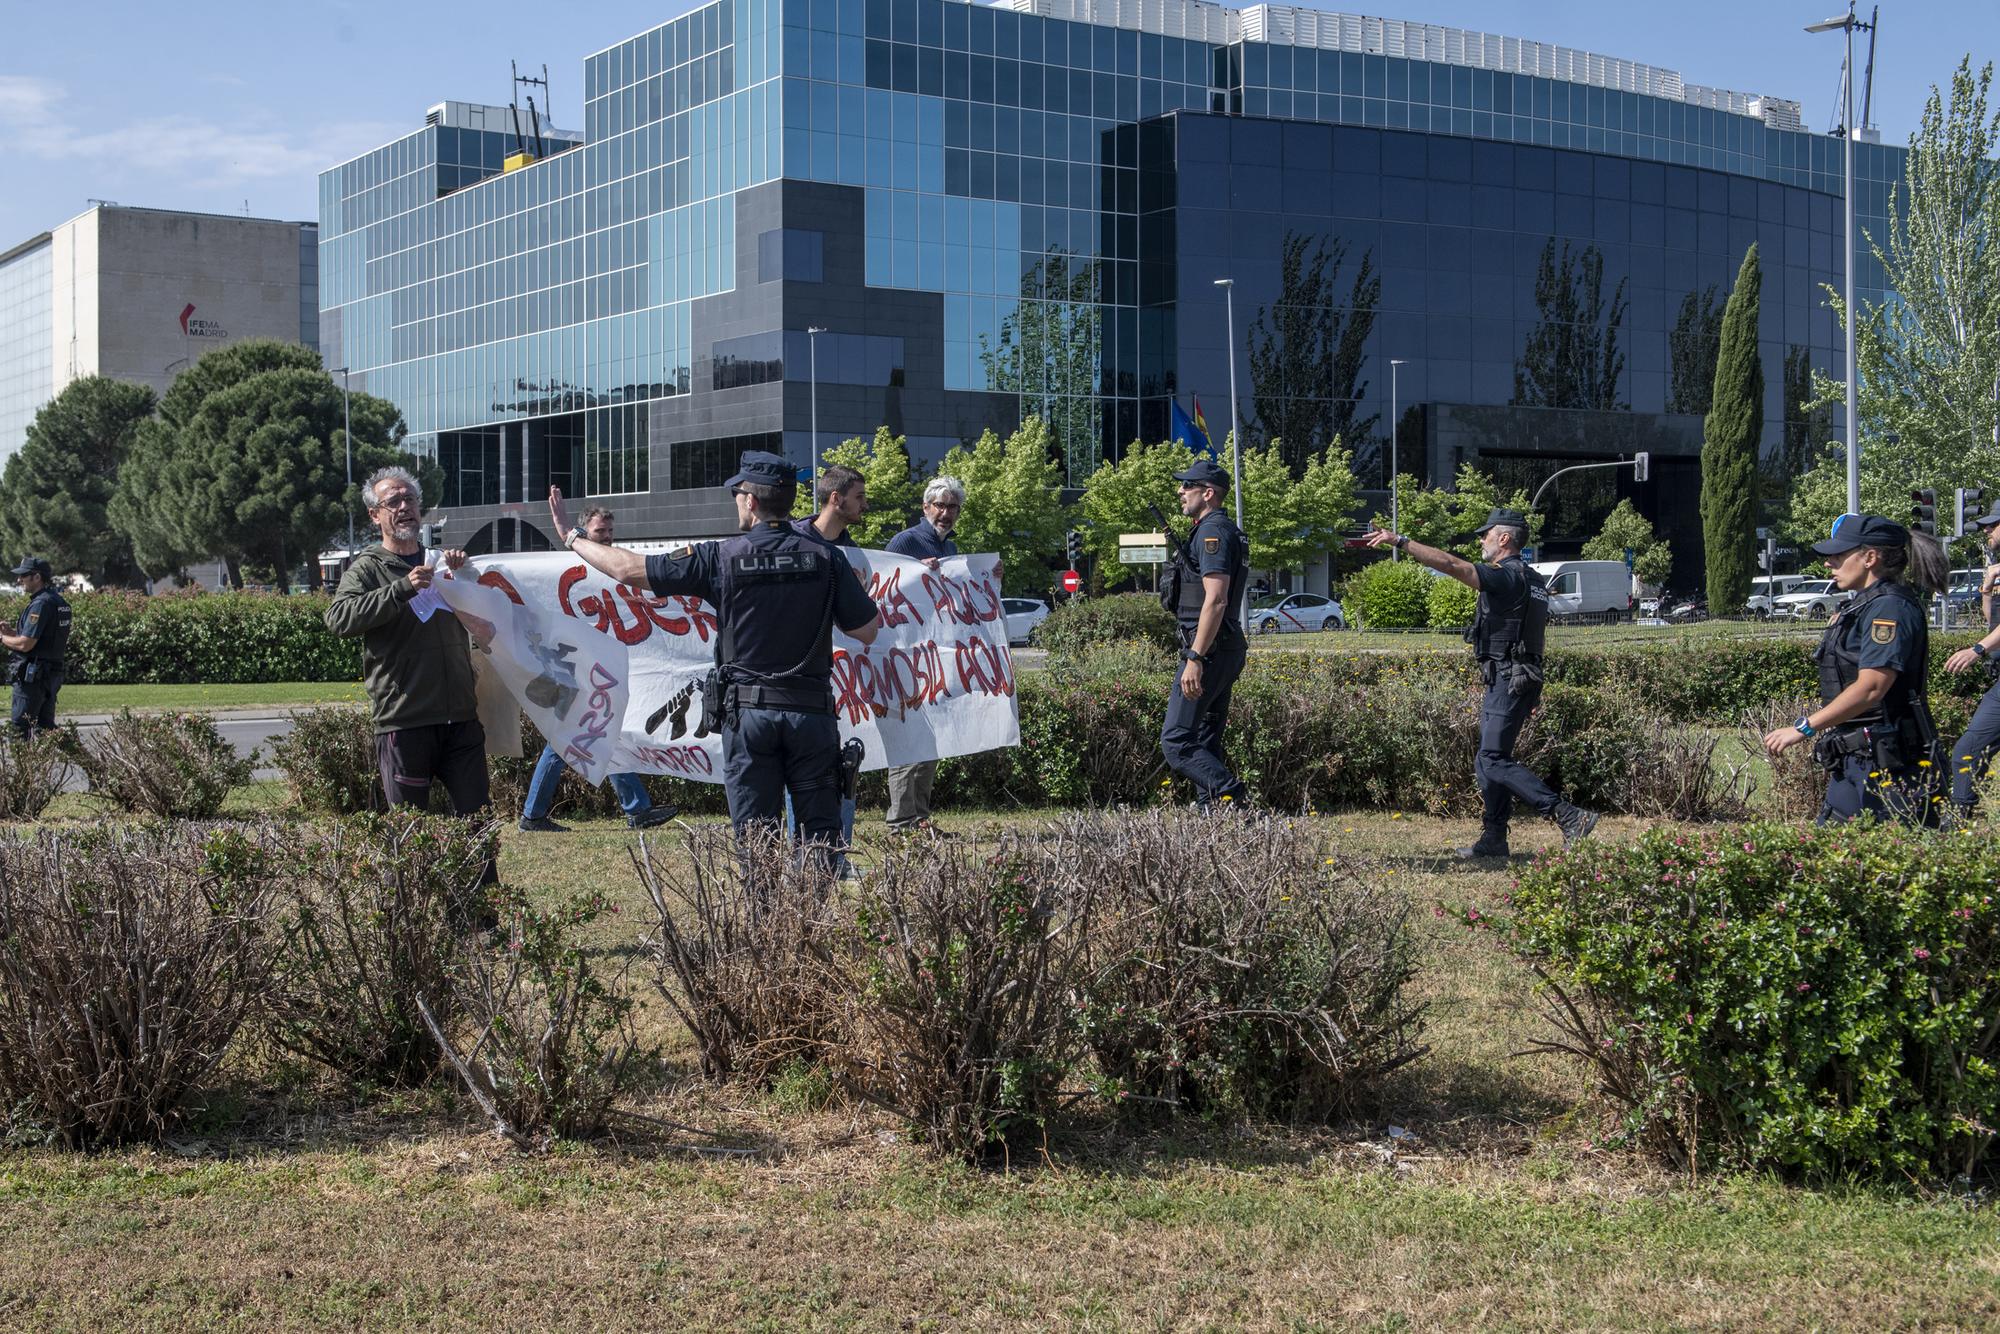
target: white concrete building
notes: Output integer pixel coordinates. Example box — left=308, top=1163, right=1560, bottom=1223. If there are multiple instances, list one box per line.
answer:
left=0, top=204, right=319, bottom=463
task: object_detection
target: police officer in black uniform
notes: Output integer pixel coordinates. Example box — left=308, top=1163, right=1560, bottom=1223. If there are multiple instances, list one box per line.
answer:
left=1365, top=509, right=1598, bottom=857
left=549, top=453, right=881, bottom=858
left=1159, top=458, right=1251, bottom=811
left=2, top=557, right=72, bottom=740
left=1763, top=513, right=1948, bottom=824
left=1942, top=503, right=2000, bottom=815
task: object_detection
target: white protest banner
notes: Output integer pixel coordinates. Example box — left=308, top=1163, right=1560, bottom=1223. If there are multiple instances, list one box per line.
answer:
left=435, top=547, right=1019, bottom=786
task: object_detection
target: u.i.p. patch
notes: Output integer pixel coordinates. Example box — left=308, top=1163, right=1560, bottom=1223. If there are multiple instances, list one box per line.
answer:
left=1870, top=618, right=1898, bottom=645
left=1203, top=536, right=1220, bottom=553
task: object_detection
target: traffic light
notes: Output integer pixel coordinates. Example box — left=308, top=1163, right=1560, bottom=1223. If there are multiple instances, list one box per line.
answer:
left=1065, top=529, right=1083, bottom=565
left=1911, top=488, right=1938, bottom=537
left=1633, top=451, right=1650, bottom=483
left=1957, top=487, right=1986, bottom=538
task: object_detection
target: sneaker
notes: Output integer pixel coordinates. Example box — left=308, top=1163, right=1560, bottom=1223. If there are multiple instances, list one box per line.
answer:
left=1552, top=803, right=1599, bottom=848
left=518, top=815, right=570, bottom=833
left=627, top=806, right=678, bottom=829
left=1455, top=841, right=1510, bottom=860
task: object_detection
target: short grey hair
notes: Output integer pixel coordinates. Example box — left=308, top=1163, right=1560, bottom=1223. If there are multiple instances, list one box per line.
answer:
left=924, top=475, right=966, bottom=507
left=1493, top=524, right=1528, bottom=551
left=363, top=466, right=421, bottom=510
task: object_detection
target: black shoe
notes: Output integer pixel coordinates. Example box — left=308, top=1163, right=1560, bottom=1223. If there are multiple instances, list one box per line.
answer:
left=628, top=806, right=678, bottom=829
left=1456, top=841, right=1510, bottom=860
left=1553, top=803, right=1599, bottom=847
left=518, top=815, right=570, bottom=833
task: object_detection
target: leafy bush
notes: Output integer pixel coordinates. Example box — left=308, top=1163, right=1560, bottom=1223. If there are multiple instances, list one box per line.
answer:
left=0, top=589, right=361, bottom=685
left=1072, top=811, right=1425, bottom=1122
left=76, top=710, right=254, bottom=818
left=422, top=886, right=643, bottom=1147
left=1032, top=593, right=1179, bottom=659
left=1510, top=821, right=2000, bottom=1181
left=1344, top=559, right=1431, bottom=629
left=269, top=707, right=381, bottom=815
left=1424, top=575, right=1479, bottom=630
left=0, top=824, right=278, bottom=1145
left=0, top=732, right=75, bottom=819
left=264, top=813, right=495, bottom=1086
left=637, top=827, right=841, bottom=1082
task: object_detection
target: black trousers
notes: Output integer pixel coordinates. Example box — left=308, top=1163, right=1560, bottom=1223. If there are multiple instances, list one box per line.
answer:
left=1160, top=634, right=1248, bottom=809
left=9, top=664, right=61, bottom=739
left=377, top=720, right=498, bottom=887
left=1476, top=674, right=1562, bottom=840
left=1949, top=678, right=2000, bottom=810
left=721, top=706, right=842, bottom=876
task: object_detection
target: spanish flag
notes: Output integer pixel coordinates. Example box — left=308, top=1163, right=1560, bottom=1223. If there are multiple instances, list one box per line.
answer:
left=1171, top=397, right=1216, bottom=459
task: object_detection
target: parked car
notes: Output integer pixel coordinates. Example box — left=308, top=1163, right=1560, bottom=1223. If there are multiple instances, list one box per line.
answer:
left=1744, top=574, right=1806, bottom=618
left=1248, top=592, right=1346, bottom=633
left=1771, top=579, right=1851, bottom=620
left=1530, top=560, right=1633, bottom=620
left=1003, top=597, right=1051, bottom=645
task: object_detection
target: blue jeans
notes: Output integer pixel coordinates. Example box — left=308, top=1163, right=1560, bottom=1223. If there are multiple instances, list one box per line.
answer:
left=522, top=745, right=653, bottom=820
left=787, top=790, right=857, bottom=847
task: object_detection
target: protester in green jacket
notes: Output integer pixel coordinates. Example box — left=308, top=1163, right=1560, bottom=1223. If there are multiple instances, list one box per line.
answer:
left=326, top=465, right=496, bottom=911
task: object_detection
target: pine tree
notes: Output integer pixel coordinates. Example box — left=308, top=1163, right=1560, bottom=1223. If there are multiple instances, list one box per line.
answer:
left=1702, top=244, right=1763, bottom=613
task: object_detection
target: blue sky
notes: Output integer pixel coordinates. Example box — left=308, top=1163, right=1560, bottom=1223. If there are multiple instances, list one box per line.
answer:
left=2, top=0, right=1994, bottom=244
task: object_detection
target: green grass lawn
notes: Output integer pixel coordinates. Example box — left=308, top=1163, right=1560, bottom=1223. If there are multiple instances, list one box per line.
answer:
left=60, top=681, right=365, bottom=714
left=0, top=802, right=1992, bottom=1329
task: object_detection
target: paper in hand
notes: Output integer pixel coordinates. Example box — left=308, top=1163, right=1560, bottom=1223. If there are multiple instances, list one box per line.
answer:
left=409, top=548, right=448, bottom=623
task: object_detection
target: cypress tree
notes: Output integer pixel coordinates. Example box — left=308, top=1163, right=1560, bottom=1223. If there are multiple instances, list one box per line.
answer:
left=1702, top=244, right=1762, bottom=612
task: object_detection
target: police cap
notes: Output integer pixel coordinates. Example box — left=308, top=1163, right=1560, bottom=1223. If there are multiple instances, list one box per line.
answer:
left=1172, top=459, right=1232, bottom=491
left=9, top=556, right=51, bottom=580
left=724, top=450, right=799, bottom=490
left=1472, top=508, right=1529, bottom=536
left=1812, top=512, right=1909, bottom=556
left=1974, top=504, right=2000, bottom=530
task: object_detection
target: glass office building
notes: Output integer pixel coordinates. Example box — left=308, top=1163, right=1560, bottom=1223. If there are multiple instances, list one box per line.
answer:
left=320, top=0, right=1902, bottom=566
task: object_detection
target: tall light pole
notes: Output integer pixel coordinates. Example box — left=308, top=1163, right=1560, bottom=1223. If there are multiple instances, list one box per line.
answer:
left=333, top=365, right=354, bottom=560
left=1807, top=3, right=1871, bottom=516
left=806, top=327, right=827, bottom=484
left=1389, top=358, right=1406, bottom=560
left=1212, top=279, right=1242, bottom=529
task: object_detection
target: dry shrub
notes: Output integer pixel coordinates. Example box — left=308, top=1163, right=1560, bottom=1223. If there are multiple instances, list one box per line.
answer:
left=76, top=710, right=253, bottom=818
left=1742, top=699, right=1829, bottom=821
left=0, top=731, right=75, bottom=820
left=422, top=886, right=643, bottom=1147
left=264, top=813, right=495, bottom=1086
left=637, top=826, right=841, bottom=1082
left=832, top=834, right=1097, bottom=1159
left=1071, top=810, right=1427, bottom=1122
left=0, top=823, right=278, bottom=1146
left=1622, top=715, right=1755, bottom=822
left=269, top=706, right=381, bottom=815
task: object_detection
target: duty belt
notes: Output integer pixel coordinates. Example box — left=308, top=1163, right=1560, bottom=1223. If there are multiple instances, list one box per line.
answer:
left=728, top=681, right=834, bottom=715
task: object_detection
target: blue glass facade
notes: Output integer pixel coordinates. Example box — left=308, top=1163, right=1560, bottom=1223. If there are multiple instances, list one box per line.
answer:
left=320, top=0, right=1903, bottom=559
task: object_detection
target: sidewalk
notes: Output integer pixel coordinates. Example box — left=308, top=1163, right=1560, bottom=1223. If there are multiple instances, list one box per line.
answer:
left=63, top=703, right=365, bottom=727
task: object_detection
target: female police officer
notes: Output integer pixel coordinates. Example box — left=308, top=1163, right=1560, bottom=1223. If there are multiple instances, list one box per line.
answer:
left=1762, top=513, right=1949, bottom=824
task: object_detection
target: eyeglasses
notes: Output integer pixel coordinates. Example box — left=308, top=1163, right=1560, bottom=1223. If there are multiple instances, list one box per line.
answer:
left=372, top=493, right=419, bottom=511
left=928, top=500, right=962, bottom=512
left=730, top=486, right=753, bottom=498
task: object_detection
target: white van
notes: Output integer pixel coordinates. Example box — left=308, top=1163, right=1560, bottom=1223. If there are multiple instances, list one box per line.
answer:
left=1531, top=560, right=1632, bottom=620
left=1746, top=574, right=1807, bottom=617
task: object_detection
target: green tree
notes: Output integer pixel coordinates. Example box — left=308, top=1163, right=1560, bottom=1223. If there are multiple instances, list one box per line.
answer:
left=1246, top=231, right=1380, bottom=472
left=1667, top=285, right=1723, bottom=415
left=938, top=416, right=1067, bottom=595
left=1581, top=498, right=1674, bottom=587
left=1815, top=58, right=2000, bottom=504
left=0, top=376, right=155, bottom=587
left=1702, top=244, right=1764, bottom=614
left=980, top=250, right=1103, bottom=483
left=156, top=337, right=324, bottom=429
left=819, top=426, right=921, bottom=548
left=1077, top=436, right=1197, bottom=570
left=1238, top=437, right=1361, bottom=573
left=1374, top=463, right=1540, bottom=559
left=1513, top=240, right=1629, bottom=410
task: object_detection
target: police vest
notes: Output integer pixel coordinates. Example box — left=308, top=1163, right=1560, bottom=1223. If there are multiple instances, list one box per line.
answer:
left=713, top=530, right=841, bottom=712
left=1467, top=560, right=1549, bottom=662
left=1164, top=515, right=1246, bottom=630
left=13, top=590, right=70, bottom=667
left=1814, top=580, right=1926, bottom=722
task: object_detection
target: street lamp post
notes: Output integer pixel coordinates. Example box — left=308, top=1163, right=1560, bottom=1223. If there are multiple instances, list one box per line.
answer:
left=1807, top=3, right=1872, bottom=516
left=806, top=327, right=827, bottom=484
left=1212, top=279, right=1242, bottom=530
left=1389, top=358, right=1406, bottom=559
left=333, top=365, right=354, bottom=561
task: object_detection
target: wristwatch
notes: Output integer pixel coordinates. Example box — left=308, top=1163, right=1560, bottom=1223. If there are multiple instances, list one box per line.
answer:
left=1794, top=717, right=1817, bottom=737
left=1975, top=643, right=1991, bottom=660
left=565, top=525, right=587, bottom=548
left=1180, top=648, right=1209, bottom=665
left=1393, top=534, right=1410, bottom=550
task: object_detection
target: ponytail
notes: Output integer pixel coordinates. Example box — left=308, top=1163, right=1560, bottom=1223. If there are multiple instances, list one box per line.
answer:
left=1877, top=531, right=1949, bottom=596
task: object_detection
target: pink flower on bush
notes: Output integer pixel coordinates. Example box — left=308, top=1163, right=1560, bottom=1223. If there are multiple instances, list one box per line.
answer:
left=1795, top=982, right=1810, bottom=993
left=1913, top=948, right=1931, bottom=961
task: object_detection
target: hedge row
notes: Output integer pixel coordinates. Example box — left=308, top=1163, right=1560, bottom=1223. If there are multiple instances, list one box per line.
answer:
left=0, top=591, right=359, bottom=684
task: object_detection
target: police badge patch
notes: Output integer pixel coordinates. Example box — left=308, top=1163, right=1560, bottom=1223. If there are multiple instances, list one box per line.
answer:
left=1203, top=536, right=1220, bottom=553
left=1870, top=618, right=1897, bottom=645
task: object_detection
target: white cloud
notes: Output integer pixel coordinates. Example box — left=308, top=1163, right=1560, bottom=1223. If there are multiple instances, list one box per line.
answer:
left=0, top=74, right=401, bottom=192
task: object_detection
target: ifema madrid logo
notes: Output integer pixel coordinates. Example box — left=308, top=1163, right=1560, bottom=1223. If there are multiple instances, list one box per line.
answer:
left=179, top=303, right=228, bottom=338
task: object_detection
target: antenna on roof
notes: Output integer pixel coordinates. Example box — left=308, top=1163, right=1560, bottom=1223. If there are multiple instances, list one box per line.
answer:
left=1859, top=4, right=1879, bottom=132
left=507, top=61, right=552, bottom=169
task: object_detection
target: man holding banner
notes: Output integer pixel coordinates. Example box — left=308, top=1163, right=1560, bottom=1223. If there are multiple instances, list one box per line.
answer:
left=549, top=452, right=881, bottom=861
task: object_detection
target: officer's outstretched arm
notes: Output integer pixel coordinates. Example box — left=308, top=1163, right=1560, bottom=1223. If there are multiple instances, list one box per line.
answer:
left=1361, top=529, right=1480, bottom=589
left=567, top=536, right=649, bottom=588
